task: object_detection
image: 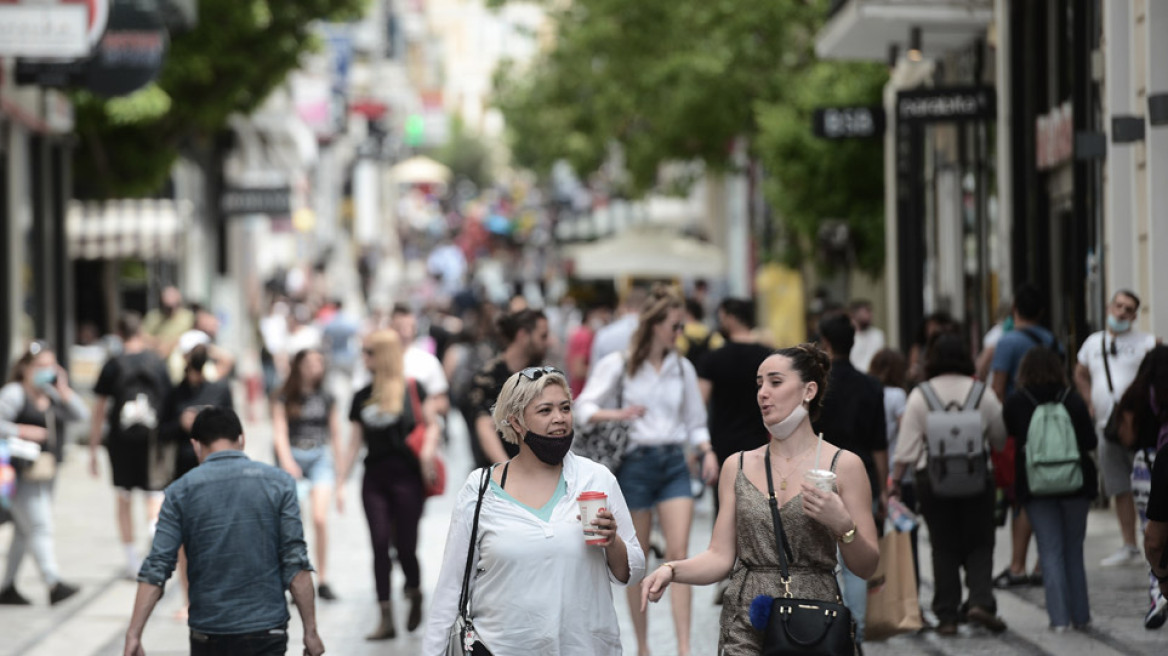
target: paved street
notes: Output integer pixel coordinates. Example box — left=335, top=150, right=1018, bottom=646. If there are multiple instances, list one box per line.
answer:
left=2, top=394, right=1166, bottom=655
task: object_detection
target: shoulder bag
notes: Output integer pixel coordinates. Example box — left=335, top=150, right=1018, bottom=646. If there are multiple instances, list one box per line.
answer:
left=24, top=410, right=57, bottom=482
left=1100, top=336, right=1124, bottom=444
left=759, top=447, right=856, bottom=656
left=572, top=355, right=630, bottom=472
left=446, top=467, right=494, bottom=655
left=406, top=379, right=447, bottom=497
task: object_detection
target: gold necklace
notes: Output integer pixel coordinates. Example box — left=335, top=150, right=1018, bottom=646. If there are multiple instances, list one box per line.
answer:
left=772, top=448, right=812, bottom=491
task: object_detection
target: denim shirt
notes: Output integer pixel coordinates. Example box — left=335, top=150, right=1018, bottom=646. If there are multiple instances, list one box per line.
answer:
left=138, top=450, right=312, bottom=634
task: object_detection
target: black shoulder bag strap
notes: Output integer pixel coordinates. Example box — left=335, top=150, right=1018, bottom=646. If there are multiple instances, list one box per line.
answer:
left=1100, top=335, right=1115, bottom=396
left=763, top=448, right=795, bottom=593
left=458, top=467, right=493, bottom=625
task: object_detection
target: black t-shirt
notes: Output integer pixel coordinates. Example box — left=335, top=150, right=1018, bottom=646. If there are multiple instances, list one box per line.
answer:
left=160, top=379, right=234, bottom=440
left=1148, top=444, right=1168, bottom=523
left=696, top=341, right=773, bottom=463
left=1002, top=384, right=1098, bottom=503
left=466, top=356, right=521, bottom=464
left=811, top=360, right=887, bottom=494
left=279, top=390, right=334, bottom=450
left=349, top=383, right=424, bottom=465
left=94, top=351, right=171, bottom=427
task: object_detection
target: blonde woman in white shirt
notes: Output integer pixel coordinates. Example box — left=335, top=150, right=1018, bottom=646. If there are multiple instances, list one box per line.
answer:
left=423, top=367, right=644, bottom=655
left=576, top=286, right=718, bottom=656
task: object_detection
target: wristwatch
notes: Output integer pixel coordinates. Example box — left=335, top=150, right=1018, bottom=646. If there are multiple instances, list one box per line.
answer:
left=838, top=526, right=857, bottom=545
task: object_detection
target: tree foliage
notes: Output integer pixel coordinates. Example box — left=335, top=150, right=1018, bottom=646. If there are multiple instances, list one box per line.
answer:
left=492, top=0, right=889, bottom=274
left=73, top=0, right=366, bottom=199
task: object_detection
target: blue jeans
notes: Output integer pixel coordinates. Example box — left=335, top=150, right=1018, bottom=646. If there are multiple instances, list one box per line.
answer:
left=838, top=551, right=867, bottom=643
left=1025, top=496, right=1091, bottom=628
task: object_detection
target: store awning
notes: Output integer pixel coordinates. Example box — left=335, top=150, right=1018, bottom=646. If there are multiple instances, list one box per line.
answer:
left=816, top=0, right=993, bottom=62
left=564, top=227, right=726, bottom=280
left=388, top=156, right=452, bottom=185
left=67, top=199, right=191, bottom=260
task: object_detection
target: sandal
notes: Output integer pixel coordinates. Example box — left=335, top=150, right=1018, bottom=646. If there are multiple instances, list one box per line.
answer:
left=993, top=568, right=1030, bottom=589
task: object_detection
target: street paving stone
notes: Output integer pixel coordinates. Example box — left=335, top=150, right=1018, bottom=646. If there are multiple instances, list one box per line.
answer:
left=2, top=399, right=1166, bottom=655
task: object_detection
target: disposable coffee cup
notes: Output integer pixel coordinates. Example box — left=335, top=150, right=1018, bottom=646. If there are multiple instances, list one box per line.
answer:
left=804, top=469, right=837, bottom=493
left=577, top=491, right=609, bottom=546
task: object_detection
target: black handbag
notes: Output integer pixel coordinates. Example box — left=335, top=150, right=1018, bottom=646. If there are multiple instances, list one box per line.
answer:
left=446, top=468, right=494, bottom=656
left=572, top=355, right=630, bottom=472
left=760, top=448, right=856, bottom=656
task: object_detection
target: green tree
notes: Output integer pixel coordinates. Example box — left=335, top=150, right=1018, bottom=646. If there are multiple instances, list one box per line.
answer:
left=491, top=0, right=888, bottom=274
left=73, top=0, right=366, bottom=199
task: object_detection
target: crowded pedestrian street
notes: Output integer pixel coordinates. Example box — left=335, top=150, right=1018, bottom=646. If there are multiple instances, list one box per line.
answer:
left=0, top=395, right=1164, bottom=656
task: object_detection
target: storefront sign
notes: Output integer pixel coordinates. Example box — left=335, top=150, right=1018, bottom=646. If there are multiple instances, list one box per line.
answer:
left=0, top=3, right=88, bottom=58
left=896, top=86, right=995, bottom=123
left=1036, top=100, right=1073, bottom=170
left=813, top=106, right=885, bottom=139
left=221, top=187, right=292, bottom=216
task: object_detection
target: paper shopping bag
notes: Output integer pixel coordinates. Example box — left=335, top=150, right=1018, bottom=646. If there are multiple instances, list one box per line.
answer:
left=865, top=529, right=923, bottom=641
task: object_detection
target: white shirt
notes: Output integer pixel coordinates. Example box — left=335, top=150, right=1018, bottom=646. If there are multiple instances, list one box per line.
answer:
left=1076, top=329, right=1157, bottom=431
left=575, top=351, right=711, bottom=448
left=589, top=314, right=638, bottom=368
left=422, top=454, right=645, bottom=655
left=850, top=326, right=885, bottom=373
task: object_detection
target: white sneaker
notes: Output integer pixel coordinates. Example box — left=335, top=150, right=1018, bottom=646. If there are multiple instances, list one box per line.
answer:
left=1100, top=544, right=1141, bottom=568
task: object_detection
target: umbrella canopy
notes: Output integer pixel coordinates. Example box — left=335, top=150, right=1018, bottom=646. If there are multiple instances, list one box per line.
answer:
left=565, top=227, right=726, bottom=279
left=388, top=156, right=452, bottom=185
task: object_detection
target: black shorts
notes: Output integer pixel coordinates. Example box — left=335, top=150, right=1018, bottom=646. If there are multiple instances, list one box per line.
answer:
left=107, top=436, right=152, bottom=491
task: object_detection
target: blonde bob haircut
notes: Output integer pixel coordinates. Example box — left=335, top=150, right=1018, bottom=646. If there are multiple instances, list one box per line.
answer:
left=491, top=369, right=572, bottom=445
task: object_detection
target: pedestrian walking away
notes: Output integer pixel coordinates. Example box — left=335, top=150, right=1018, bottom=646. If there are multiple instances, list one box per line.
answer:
left=891, top=333, right=1009, bottom=636
left=1004, top=347, right=1098, bottom=631
left=0, top=341, right=89, bottom=606
left=1073, top=290, right=1156, bottom=569
left=88, top=312, right=173, bottom=580
left=272, top=348, right=342, bottom=602
left=423, top=367, right=644, bottom=655
left=641, top=344, right=879, bottom=655
left=123, top=407, right=323, bottom=656
left=576, top=285, right=718, bottom=656
left=340, top=329, right=442, bottom=639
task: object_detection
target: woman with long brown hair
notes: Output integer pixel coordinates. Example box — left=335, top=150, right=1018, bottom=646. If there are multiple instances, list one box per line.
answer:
left=272, top=348, right=341, bottom=601
left=340, top=330, right=441, bottom=640
left=577, top=286, right=716, bottom=656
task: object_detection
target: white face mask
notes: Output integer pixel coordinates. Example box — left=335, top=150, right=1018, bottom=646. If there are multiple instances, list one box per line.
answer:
left=766, top=402, right=808, bottom=440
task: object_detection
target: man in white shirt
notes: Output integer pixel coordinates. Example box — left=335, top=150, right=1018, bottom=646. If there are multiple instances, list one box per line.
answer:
left=849, top=299, right=885, bottom=374
left=1074, top=290, right=1157, bottom=567
left=389, top=304, right=450, bottom=417
left=590, top=287, right=648, bottom=368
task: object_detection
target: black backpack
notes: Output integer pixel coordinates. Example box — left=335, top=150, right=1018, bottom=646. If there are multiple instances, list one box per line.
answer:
left=112, top=354, right=165, bottom=444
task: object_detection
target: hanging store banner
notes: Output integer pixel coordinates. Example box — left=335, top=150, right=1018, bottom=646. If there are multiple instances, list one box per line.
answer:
left=0, top=2, right=89, bottom=58
left=896, top=86, right=996, bottom=124
left=813, top=106, right=885, bottom=139
left=221, top=187, right=292, bottom=216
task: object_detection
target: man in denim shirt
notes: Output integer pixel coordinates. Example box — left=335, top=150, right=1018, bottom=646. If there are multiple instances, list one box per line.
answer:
left=124, top=407, right=324, bottom=656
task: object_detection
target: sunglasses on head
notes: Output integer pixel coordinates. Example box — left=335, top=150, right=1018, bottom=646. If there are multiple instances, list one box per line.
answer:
left=518, top=366, right=563, bottom=381
left=28, top=340, right=50, bottom=357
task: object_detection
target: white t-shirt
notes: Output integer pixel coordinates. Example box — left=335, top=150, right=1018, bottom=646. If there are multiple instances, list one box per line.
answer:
left=404, top=346, right=449, bottom=396
left=422, top=454, right=645, bottom=655
left=1076, top=329, right=1157, bottom=430
left=850, top=326, right=885, bottom=374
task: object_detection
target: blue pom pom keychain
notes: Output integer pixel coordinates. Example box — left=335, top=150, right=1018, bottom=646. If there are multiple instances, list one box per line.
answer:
left=749, top=594, right=774, bottom=630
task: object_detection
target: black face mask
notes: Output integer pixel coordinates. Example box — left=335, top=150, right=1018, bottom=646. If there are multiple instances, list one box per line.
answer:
left=523, top=429, right=575, bottom=466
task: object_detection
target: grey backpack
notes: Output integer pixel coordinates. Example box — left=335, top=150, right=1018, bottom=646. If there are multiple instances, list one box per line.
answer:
left=919, top=380, right=988, bottom=498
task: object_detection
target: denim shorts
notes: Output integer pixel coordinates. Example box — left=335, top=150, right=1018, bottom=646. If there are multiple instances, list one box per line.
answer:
left=291, top=446, right=335, bottom=489
left=617, top=444, right=692, bottom=511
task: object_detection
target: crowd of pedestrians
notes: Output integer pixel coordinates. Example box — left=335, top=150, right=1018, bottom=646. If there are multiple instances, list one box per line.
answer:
left=4, top=270, right=1168, bottom=656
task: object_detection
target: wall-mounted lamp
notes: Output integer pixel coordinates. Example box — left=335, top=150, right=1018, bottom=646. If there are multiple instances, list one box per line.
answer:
left=908, top=26, right=923, bottom=62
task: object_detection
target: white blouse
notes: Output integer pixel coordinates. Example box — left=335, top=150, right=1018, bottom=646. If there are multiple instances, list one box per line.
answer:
left=422, top=453, right=645, bottom=656
left=575, top=350, right=711, bottom=449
